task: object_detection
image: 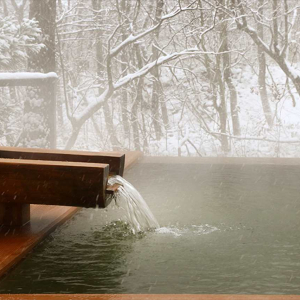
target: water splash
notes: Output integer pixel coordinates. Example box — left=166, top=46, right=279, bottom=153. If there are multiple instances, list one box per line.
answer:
left=155, top=225, right=220, bottom=237
left=155, top=227, right=186, bottom=237
left=108, top=175, right=159, bottom=234
left=192, top=224, right=220, bottom=235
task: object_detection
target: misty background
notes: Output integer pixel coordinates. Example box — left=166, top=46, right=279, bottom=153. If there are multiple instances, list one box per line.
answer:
left=0, top=0, right=300, bottom=157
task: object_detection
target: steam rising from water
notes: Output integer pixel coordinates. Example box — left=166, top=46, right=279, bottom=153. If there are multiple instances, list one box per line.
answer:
left=108, top=175, right=159, bottom=234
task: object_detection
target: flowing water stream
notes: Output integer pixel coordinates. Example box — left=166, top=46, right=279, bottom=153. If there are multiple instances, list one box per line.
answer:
left=107, top=175, right=159, bottom=234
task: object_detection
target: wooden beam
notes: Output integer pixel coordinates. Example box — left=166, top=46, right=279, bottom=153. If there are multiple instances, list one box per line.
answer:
left=0, top=294, right=299, bottom=300
left=0, top=159, right=109, bottom=208
left=0, top=151, right=142, bottom=279
left=0, top=203, right=30, bottom=227
left=0, top=147, right=125, bottom=176
left=106, top=183, right=121, bottom=194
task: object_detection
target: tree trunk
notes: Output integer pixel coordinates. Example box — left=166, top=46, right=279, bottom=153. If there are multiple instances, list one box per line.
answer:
left=216, top=54, right=229, bottom=152
left=257, top=0, right=273, bottom=128
left=28, top=1, right=56, bottom=73
left=220, top=3, right=240, bottom=136
left=103, top=101, right=120, bottom=150
left=1, top=0, right=8, bottom=16
left=120, top=0, right=130, bottom=141
left=130, top=44, right=146, bottom=151
left=24, top=0, right=56, bottom=149
left=160, top=80, right=169, bottom=130
left=156, top=0, right=169, bottom=131
left=131, top=93, right=141, bottom=151
left=92, top=0, right=119, bottom=150
left=150, top=0, right=164, bottom=140
left=222, top=39, right=240, bottom=136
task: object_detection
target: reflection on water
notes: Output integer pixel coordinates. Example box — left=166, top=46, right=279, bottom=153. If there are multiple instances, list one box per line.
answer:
left=1, top=161, right=300, bottom=294
left=0, top=219, right=141, bottom=294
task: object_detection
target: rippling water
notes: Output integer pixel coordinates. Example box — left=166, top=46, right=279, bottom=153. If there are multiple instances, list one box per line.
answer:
left=1, top=161, right=300, bottom=294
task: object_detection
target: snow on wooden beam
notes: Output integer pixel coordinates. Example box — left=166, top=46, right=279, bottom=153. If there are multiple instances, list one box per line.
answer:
left=0, top=72, right=58, bottom=87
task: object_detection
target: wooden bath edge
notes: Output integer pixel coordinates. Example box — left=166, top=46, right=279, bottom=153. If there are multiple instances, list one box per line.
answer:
left=0, top=151, right=143, bottom=279
left=1, top=294, right=300, bottom=300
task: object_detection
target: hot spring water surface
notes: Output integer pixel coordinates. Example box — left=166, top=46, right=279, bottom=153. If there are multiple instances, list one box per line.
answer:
left=1, top=160, right=300, bottom=294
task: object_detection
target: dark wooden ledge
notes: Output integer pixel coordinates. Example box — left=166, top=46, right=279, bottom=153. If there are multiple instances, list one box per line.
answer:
left=0, top=151, right=142, bottom=279
left=0, top=293, right=299, bottom=300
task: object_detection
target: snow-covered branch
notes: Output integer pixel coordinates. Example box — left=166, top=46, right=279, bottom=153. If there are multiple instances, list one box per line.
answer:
left=234, top=0, right=300, bottom=97
left=109, top=2, right=199, bottom=58
left=114, top=48, right=201, bottom=89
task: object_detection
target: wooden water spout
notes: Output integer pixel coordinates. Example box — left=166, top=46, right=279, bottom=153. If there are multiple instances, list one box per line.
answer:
left=0, top=147, right=125, bottom=227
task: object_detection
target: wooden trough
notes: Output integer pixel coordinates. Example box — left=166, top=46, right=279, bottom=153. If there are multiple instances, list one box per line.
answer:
left=0, top=147, right=125, bottom=227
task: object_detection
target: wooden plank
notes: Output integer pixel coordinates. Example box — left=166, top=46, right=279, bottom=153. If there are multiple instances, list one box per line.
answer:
left=0, top=159, right=109, bottom=208
left=0, top=203, right=30, bottom=227
left=0, top=151, right=141, bottom=279
left=123, top=151, right=143, bottom=169
left=0, top=294, right=300, bottom=300
left=106, top=183, right=121, bottom=194
left=0, top=147, right=125, bottom=176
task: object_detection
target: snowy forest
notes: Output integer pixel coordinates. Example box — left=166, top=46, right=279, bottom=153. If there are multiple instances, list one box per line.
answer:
left=1, top=0, right=300, bottom=157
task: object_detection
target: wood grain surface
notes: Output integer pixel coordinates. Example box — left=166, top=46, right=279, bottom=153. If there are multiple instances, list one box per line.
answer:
left=0, top=147, right=125, bottom=176
left=0, top=151, right=142, bottom=279
left=0, top=294, right=300, bottom=300
left=0, top=159, right=109, bottom=208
